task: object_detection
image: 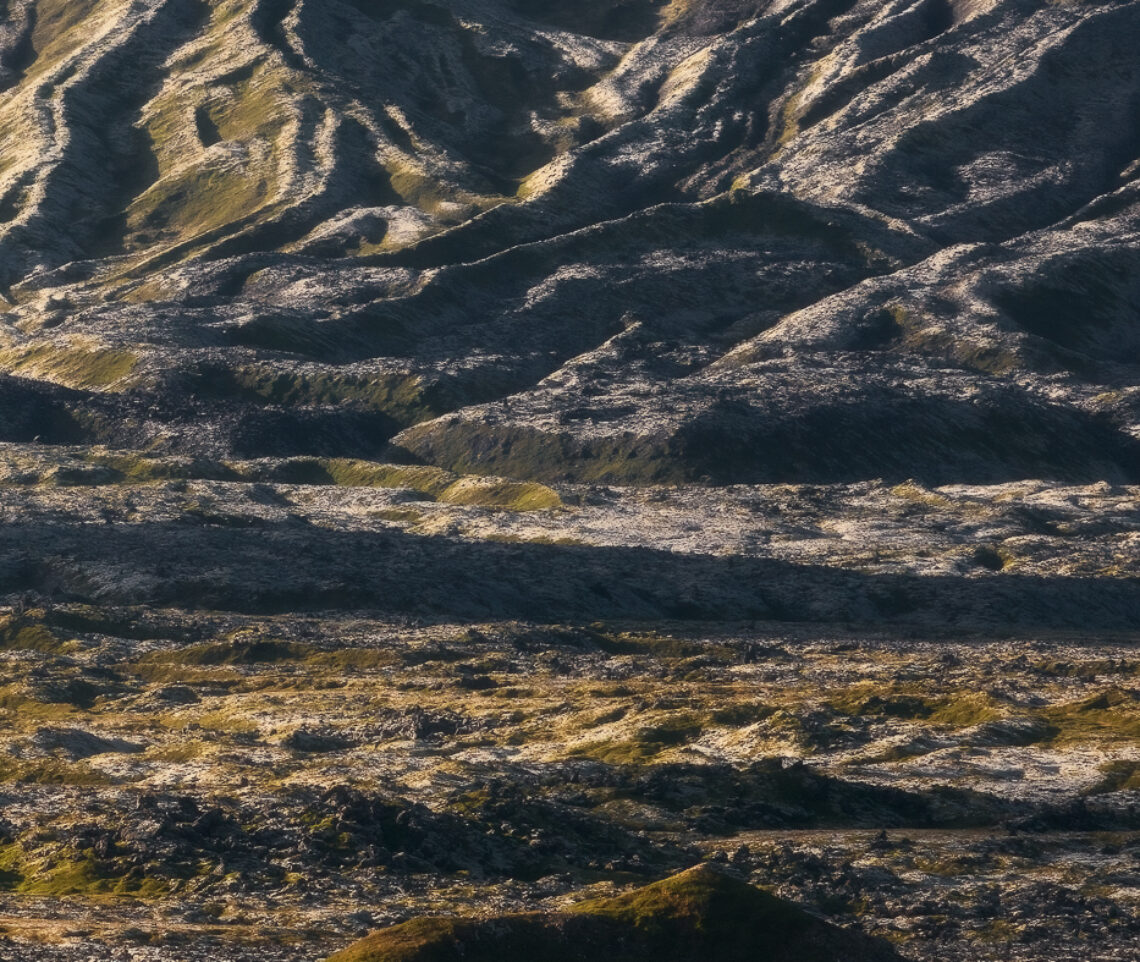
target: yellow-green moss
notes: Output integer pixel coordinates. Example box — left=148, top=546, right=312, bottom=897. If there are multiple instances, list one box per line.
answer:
left=138, top=638, right=316, bottom=668
left=0, top=614, right=65, bottom=653
left=216, top=369, right=437, bottom=422
left=146, top=741, right=211, bottom=763
left=438, top=478, right=562, bottom=511
left=369, top=507, right=425, bottom=524
left=884, top=304, right=1019, bottom=375
left=392, top=419, right=692, bottom=486
left=970, top=919, right=1021, bottom=943
left=829, top=685, right=1002, bottom=729
left=14, top=851, right=178, bottom=898
left=323, top=460, right=455, bottom=497
left=0, top=758, right=110, bottom=787
left=926, top=694, right=1003, bottom=728
left=255, top=458, right=561, bottom=510
left=192, top=709, right=259, bottom=734
left=386, top=164, right=496, bottom=221
left=128, top=162, right=270, bottom=241
left=210, top=74, right=291, bottom=145
left=570, top=712, right=704, bottom=763
left=0, top=343, right=138, bottom=390
left=709, top=702, right=777, bottom=726
left=25, top=0, right=103, bottom=82
left=85, top=451, right=240, bottom=484
left=133, top=638, right=399, bottom=686
left=889, top=481, right=952, bottom=510
left=1088, top=760, right=1140, bottom=794
left=1040, top=689, right=1140, bottom=745
left=305, top=648, right=400, bottom=672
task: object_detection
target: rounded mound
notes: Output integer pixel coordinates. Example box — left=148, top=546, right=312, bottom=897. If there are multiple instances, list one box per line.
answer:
left=325, top=864, right=902, bottom=962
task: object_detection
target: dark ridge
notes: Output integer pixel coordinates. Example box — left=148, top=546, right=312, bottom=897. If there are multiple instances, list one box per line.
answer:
left=992, top=250, right=1140, bottom=364
left=375, top=105, right=416, bottom=153
left=795, top=52, right=908, bottom=132
left=343, top=0, right=455, bottom=29
left=0, top=374, right=97, bottom=445
left=339, top=117, right=405, bottom=208
left=921, top=0, right=956, bottom=38
left=0, top=1, right=36, bottom=91
left=326, top=864, right=903, bottom=962
left=223, top=407, right=403, bottom=459
left=868, top=2, right=1140, bottom=242
left=672, top=391, right=1140, bottom=485
left=664, top=0, right=778, bottom=36
left=251, top=0, right=305, bottom=70
left=393, top=383, right=1140, bottom=487
left=198, top=115, right=408, bottom=264
left=0, top=170, right=35, bottom=224
left=507, top=0, right=668, bottom=43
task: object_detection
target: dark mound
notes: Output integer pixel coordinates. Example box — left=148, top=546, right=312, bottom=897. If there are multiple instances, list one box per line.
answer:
left=325, top=863, right=902, bottom=962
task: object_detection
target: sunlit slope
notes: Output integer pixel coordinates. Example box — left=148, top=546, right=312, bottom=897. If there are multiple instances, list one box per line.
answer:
left=0, top=0, right=1134, bottom=483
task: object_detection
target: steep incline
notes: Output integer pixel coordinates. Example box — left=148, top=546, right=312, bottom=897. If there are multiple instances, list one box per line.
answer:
left=0, top=0, right=1135, bottom=484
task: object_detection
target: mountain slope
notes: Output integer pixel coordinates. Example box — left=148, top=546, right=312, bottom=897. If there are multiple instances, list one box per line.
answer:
left=0, top=0, right=1135, bottom=484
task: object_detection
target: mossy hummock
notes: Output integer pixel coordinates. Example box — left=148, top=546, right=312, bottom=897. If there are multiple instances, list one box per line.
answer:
left=325, top=864, right=901, bottom=962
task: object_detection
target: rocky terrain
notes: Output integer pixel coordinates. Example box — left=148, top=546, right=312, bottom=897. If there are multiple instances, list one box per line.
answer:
left=0, top=0, right=1137, bottom=958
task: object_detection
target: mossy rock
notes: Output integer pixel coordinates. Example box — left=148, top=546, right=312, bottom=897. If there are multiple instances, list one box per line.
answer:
left=438, top=477, right=561, bottom=511
left=325, top=864, right=901, bottom=962
left=252, top=458, right=559, bottom=509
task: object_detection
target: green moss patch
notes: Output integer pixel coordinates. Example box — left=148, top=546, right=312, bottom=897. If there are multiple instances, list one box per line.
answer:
left=321, top=460, right=455, bottom=497
left=828, top=685, right=1002, bottom=729
left=86, top=452, right=241, bottom=484
left=392, top=420, right=690, bottom=485
left=0, top=344, right=138, bottom=390
left=3, top=849, right=180, bottom=898
left=1087, top=760, right=1140, bottom=794
left=251, top=458, right=561, bottom=510
left=438, top=477, right=561, bottom=511
left=570, top=712, right=705, bottom=764
left=133, top=637, right=399, bottom=681
left=205, top=367, right=439, bottom=423
left=139, top=638, right=315, bottom=668
left=127, top=160, right=270, bottom=244
left=253, top=457, right=454, bottom=496
left=879, top=305, right=1019, bottom=375
left=0, top=758, right=110, bottom=787
left=305, top=648, right=401, bottom=672
left=0, top=614, right=66, bottom=653
left=1040, top=689, right=1140, bottom=745
left=26, top=0, right=102, bottom=80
